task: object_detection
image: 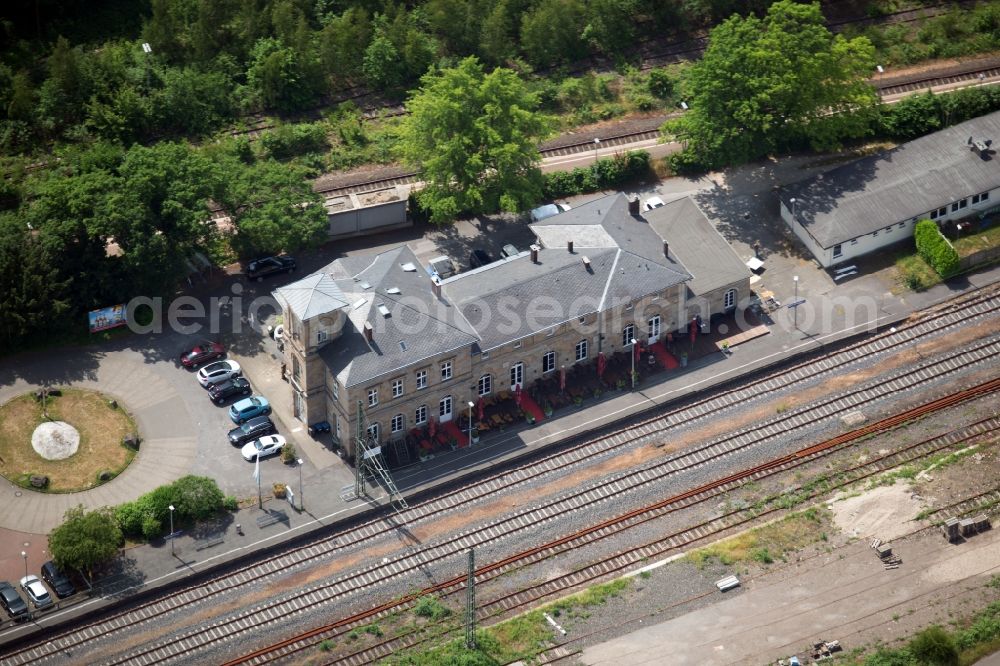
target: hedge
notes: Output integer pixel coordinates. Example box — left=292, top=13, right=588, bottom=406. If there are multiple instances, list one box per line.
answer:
left=914, top=219, right=961, bottom=278
left=115, top=475, right=226, bottom=540
left=543, top=150, right=651, bottom=199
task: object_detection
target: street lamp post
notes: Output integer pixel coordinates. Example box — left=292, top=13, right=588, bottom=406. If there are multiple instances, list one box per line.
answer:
left=594, top=137, right=601, bottom=164
left=168, top=504, right=175, bottom=555
left=21, top=551, right=27, bottom=580
left=297, top=458, right=304, bottom=511
left=467, top=401, right=475, bottom=442
left=630, top=338, right=637, bottom=389
left=793, top=276, right=799, bottom=329
left=789, top=197, right=796, bottom=221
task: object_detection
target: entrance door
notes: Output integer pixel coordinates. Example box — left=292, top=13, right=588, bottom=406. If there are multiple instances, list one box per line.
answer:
left=293, top=391, right=304, bottom=420
left=647, top=315, right=661, bottom=344
left=439, top=395, right=453, bottom=423
left=509, top=362, right=524, bottom=389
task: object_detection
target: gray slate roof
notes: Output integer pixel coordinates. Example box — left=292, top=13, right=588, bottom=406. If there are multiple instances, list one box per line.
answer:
left=274, top=273, right=348, bottom=320
left=316, top=246, right=478, bottom=387
left=781, top=110, right=1000, bottom=248
left=644, top=196, right=750, bottom=297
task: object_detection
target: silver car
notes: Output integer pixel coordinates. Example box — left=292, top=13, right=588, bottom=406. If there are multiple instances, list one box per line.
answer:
left=20, top=575, right=52, bottom=609
left=197, top=360, right=242, bottom=387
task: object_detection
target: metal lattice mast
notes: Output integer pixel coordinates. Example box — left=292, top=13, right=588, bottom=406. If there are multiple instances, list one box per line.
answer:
left=465, top=548, right=476, bottom=649
left=354, top=401, right=408, bottom=509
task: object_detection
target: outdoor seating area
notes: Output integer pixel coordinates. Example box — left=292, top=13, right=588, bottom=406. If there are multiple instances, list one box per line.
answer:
left=380, top=309, right=765, bottom=470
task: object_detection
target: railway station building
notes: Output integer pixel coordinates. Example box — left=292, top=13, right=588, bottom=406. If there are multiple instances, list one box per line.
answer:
left=273, top=193, right=749, bottom=460
left=779, top=110, right=1000, bottom=267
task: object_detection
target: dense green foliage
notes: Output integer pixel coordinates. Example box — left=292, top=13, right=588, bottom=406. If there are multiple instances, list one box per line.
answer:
left=48, top=505, right=124, bottom=578
left=858, top=603, right=1000, bottom=666
left=666, top=1, right=877, bottom=170
left=914, top=219, right=960, bottom=278
left=877, top=87, right=1000, bottom=141
left=115, top=475, right=226, bottom=540
left=398, top=57, right=551, bottom=224
left=543, top=151, right=651, bottom=198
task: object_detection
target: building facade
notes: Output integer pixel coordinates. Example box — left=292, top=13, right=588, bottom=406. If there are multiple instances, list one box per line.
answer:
left=274, top=193, right=749, bottom=461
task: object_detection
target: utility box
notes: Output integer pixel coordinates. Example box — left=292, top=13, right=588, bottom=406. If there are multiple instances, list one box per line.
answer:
left=960, top=518, right=976, bottom=538
left=973, top=514, right=991, bottom=533
left=875, top=544, right=892, bottom=559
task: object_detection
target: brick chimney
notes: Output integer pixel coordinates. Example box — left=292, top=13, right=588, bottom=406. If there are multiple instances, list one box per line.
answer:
left=530, top=244, right=540, bottom=263
left=663, top=241, right=670, bottom=258
left=567, top=240, right=574, bottom=254
left=582, top=256, right=591, bottom=272
left=431, top=277, right=442, bottom=299
left=363, top=321, right=374, bottom=344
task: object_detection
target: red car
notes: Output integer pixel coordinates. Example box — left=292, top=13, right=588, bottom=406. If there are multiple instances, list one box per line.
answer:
left=179, top=340, right=225, bottom=368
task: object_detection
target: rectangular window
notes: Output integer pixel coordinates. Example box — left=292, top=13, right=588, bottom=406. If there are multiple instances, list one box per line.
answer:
left=317, top=330, right=328, bottom=343
left=939, top=207, right=947, bottom=217
left=833, top=244, right=843, bottom=258
left=575, top=339, right=588, bottom=362
left=440, top=361, right=452, bottom=381
left=973, top=193, right=982, bottom=204
left=930, top=210, right=939, bottom=220
left=885, top=226, right=893, bottom=233
left=367, top=387, right=378, bottom=407
left=622, top=324, right=635, bottom=348
left=391, top=378, right=404, bottom=398
left=542, top=351, right=555, bottom=373
left=415, top=405, right=427, bottom=425
left=416, top=369, right=427, bottom=390
left=481, top=351, right=490, bottom=360
left=850, top=239, right=858, bottom=245
left=332, top=379, right=338, bottom=399
left=898, top=222, right=906, bottom=229
left=959, top=199, right=968, bottom=209
left=478, top=374, right=492, bottom=396
left=391, top=414, right=404, bottom=433
left=336, top=415, right=341, bottom=441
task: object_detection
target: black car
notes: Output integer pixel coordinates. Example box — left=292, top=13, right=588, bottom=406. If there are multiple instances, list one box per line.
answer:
left=208, top=377, right=252, bottom=404
left=228, top=416, right=276, bottom=446
left=246, top=256, right=296, bottom=282
left=469, top=249, right=493, bottom=269
left=0, top=581, right=28, bottom=621
left=40, top=561, right=75, bottom=599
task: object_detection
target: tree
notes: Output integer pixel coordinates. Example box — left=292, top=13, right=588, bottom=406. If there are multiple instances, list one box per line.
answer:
left=665, top=0, right=877, bottom=170
left=520, top=0, right=587, bottom=68
left=398, top=57, right=551, bottom=223
left=169, top=475, right=225, bottom=520
left=362, top=31, right=403, bottom=89
left=219, top=157, right=328, bottom=257
left=49, top=505, right=123, bottom=579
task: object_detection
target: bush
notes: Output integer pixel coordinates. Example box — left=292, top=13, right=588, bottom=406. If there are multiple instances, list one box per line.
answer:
left=281, top=441, right=297, bottom=464
left=914, top=219, right=961, bottom=277
left=543, top=150, right=651, bottom=198
left=223, top=495, right=239, bottom=511
left=260, top=123, right=328, bottom=160
left=413, top=595, right=452, bottom=620
left=141, top=515, right=162, bottom=540
left=909, top=625, right=958, bottom=666
left=115, top=475, right=226, bottom=539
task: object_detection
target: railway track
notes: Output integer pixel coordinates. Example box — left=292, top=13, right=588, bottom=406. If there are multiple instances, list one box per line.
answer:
left=230, top=377, right=1000, bottom=665
left=4, top=287, right=999, bottom=665
left=56, top=337, right=1000, bottom=663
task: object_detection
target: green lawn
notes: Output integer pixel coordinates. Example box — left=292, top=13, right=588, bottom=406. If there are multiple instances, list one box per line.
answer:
left=953, top=221, right=1000, bottom=257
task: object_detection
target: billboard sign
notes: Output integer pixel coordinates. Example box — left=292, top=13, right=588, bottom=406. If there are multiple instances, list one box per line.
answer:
left=88, top=305, right=127, bottom=333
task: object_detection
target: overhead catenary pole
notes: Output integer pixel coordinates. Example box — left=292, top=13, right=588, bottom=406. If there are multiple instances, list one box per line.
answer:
left=465, top=548, right=476, bottom=649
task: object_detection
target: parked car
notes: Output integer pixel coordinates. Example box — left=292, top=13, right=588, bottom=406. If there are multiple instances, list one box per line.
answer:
left=228, top=416, right=276, bottom=446
left=0, top=581, right=28, bottom=620
left=469, top=249, right=493, bottom=268
left=197, top=360, right=242, bottom=387
left=643, top=196, right=665, bottom=211
left=229, top=396, right=272, bottom=424
left=500, top=244, right=520, bottom=259
left=20, top=575, right=52, bottom=609
left=530, top=202, right=571, bottom=222
left=179, top=340, right=225, bottom=368
left=241, top=434, right=287, bottom=462
left=40, top=561, right=74, bottom=598
left=246, top=256, right=296, bottom=282
left=208, top=377, right=252, bottom=404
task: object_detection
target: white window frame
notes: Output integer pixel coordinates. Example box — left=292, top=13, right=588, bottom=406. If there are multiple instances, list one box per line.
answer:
left=724, top=289, right=736, bottom=310
left=415, top=405, right=427, bottom=425
left=647, top=315, right=661, bottom=342
left=833, top=244, right=843, bottom=258
left=367, top=422, right=379, bottom=442
left=317, top=330, right=328, bottom=343
left=542, top=351, right=555, bottom=373
left=416, top=369, right=427, bottom=390
left=367, top=387, right=378, bottom=407
left=575, top=339, right=588, bottom=362
left=391, top=414, right=404, bottom=433
left=441, top=360, right=452, bottom=382
left=478, top=374, right=492, bottom=396
left=391, top=378, right=404, bottom=398
left=439, top=395, right=453, bottom=421
left=509, top=362, right=523, bottom=388
left=622, top=324, right=635, bottom=348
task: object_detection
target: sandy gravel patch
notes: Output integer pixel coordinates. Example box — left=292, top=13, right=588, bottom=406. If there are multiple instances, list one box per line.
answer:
left=828, top=484, right=922, bottom=541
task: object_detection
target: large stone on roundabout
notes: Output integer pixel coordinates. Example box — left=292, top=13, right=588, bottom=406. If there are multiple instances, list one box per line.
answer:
left=31, top=421, right=80, bottom=460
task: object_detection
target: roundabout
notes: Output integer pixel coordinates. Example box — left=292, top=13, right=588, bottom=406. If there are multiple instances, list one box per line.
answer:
left=0, top=389, right=137, bottom=492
